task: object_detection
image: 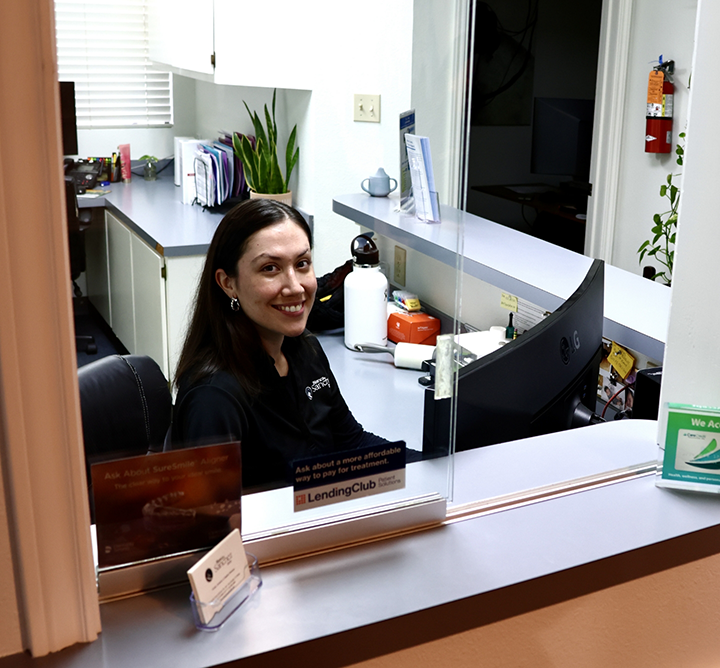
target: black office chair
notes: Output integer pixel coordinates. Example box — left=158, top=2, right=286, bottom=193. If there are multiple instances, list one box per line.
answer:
left=78, top=354, right=173, bottom=520
left=65, top=175, right=97, bottom=354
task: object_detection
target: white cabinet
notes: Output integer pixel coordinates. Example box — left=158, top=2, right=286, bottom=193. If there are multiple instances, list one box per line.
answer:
left=107, top=213, right=136, bottom=352
left=164, top=255, right=205, bottom=382
left=147, top=0, right=315, bottom=89
left=84, top=210, right=110, bottom=325
left=212, top=0, right=316, bottom=89
left=148, top=0, right=214, bottom=76
left=86, top=211, right=169, bottom=377
left=85, top=210, right=203, bottom=382
left=131, top=233, right=168, bottom=369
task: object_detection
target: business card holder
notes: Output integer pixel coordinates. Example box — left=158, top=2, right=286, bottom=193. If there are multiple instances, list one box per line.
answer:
left=190, top=553, right=262, bottom=631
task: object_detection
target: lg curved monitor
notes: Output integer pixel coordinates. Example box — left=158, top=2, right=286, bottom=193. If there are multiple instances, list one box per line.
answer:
left=423, top=259, right=604, bottom=456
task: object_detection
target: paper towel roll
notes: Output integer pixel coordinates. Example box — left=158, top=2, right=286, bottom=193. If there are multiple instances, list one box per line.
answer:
left=489, top=325, right=507, bottom=340
left=393, top=342, right=435, bottom=370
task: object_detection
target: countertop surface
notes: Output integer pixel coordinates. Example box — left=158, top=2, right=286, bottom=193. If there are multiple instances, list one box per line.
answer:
left=5, top=418, right=720, bottom=668
left=333, top=193, right=670, bottom=361
left=79, top=176, right=225, bottom=256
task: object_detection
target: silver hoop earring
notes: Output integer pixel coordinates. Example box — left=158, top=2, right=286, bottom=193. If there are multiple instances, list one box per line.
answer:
left=230, top=297, right=240, bottom=312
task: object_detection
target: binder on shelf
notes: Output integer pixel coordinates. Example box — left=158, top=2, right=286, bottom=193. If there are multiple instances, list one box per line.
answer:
left=404, top=134, right=440, bottom=222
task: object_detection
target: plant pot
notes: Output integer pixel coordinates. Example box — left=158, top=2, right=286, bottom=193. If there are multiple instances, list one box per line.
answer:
left=249, top=190, right=292, bottom=206
left=143, top=162, right=157, bottom=181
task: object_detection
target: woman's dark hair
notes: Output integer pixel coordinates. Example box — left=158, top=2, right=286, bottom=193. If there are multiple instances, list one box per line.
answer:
left=174, top=198, right=313, bottom=397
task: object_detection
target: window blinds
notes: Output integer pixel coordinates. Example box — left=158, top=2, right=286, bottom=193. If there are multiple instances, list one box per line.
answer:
left=54, top=0, right=173, bottom=128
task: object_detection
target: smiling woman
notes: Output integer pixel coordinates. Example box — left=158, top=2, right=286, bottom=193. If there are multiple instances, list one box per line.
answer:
left=167, top=199, right=388, bottom=490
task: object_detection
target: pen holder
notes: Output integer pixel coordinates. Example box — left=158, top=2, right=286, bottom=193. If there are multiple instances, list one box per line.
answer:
left=190, top=553, right=262, bottom=632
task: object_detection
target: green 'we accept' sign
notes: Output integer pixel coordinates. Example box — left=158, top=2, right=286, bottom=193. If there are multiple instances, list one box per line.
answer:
left=659, top=404, right=720, bottom=493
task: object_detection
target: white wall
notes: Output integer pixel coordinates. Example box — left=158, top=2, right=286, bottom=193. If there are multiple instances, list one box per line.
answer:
left=610, top=0, right=697, bottom=274
left=658, top=0, right=720, bottom=432
left=181, top=1, right=417, bottom=275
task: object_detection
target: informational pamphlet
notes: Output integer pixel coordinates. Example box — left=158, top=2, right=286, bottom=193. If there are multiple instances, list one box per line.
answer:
left=293, top=441, right=406, bottom=511
left=404, top=134, right=440, bottom=222
left=658, top=404, right=720, bottom=493
left=187, top=529, right=250, bottom=626
left=399, top=110, right=416, bottom=209
left=92, top=442, right=242, bottom=568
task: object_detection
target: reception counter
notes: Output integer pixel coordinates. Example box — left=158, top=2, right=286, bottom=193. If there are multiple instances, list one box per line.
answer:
left=3, top=415, right=720, bottom=667
left=18, top=185, right=716, bottom=667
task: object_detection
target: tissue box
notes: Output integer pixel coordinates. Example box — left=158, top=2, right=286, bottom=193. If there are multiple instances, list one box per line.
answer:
left=387, top=312, right=440, bottom=346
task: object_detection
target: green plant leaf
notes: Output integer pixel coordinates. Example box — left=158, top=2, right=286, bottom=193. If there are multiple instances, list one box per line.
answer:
left=285, top=125, right=299, bottom=188
left=653, top=213, right=662, bottom=224
left=271, top=89, right=278, bottom=143
left=670, top=233, right=676, bottom=244
left=244, top=102, right=268, bottom=153
left=238, top=88, right=298, bottom=195
left=238, top=135, right=259, bottom=191
left=670, top=185, right=678, bottom=203
left=264, top=104, right=277, bottom=154
left=667, top=173, right=672, bottom=185
left=660, top=185, right=667, bottom=197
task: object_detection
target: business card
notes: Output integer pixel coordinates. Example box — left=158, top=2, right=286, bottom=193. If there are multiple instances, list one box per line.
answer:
left=187, top=529, right=250, bottom=626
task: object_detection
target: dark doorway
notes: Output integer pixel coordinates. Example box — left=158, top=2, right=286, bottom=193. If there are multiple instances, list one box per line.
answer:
left=465, top=0, right=603, bottom=254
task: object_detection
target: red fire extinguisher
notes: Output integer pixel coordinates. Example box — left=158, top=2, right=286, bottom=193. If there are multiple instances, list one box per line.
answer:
left=645, top=58, right=674, bottom=153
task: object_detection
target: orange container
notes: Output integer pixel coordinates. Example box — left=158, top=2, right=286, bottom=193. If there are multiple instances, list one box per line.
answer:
left=387, top=312, right=441, bottom=346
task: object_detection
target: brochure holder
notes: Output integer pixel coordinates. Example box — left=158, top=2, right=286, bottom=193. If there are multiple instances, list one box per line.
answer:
left=190, top=554, right=262, bottom=632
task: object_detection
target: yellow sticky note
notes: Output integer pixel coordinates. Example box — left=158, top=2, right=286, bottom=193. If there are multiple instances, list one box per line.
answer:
left=609, top=342, right=636, bottom=380
left=500, top=293, right=518, bottom=312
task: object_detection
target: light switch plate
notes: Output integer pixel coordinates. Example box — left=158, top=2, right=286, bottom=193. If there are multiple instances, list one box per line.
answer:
left=354, top=94, right=381, bottom=123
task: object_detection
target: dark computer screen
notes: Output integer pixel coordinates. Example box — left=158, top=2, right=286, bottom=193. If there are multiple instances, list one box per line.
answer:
left=531, top=97, right=595, bottom=181
left=59, top=81, right=78, bottom=156
left=423, top=259, right=604, bottom=456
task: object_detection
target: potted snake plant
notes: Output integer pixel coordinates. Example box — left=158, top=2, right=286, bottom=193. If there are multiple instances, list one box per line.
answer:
left=232, top=89, right=299, bottom=205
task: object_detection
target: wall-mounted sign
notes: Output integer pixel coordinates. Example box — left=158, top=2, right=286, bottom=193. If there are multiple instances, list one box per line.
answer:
left=92, top=442, right=242, bottom=568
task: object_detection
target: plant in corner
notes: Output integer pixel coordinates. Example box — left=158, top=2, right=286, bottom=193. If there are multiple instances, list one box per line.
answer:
left=232, top=89, right=299, bottom=198
left=637, top=132, right=686, bottom=285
